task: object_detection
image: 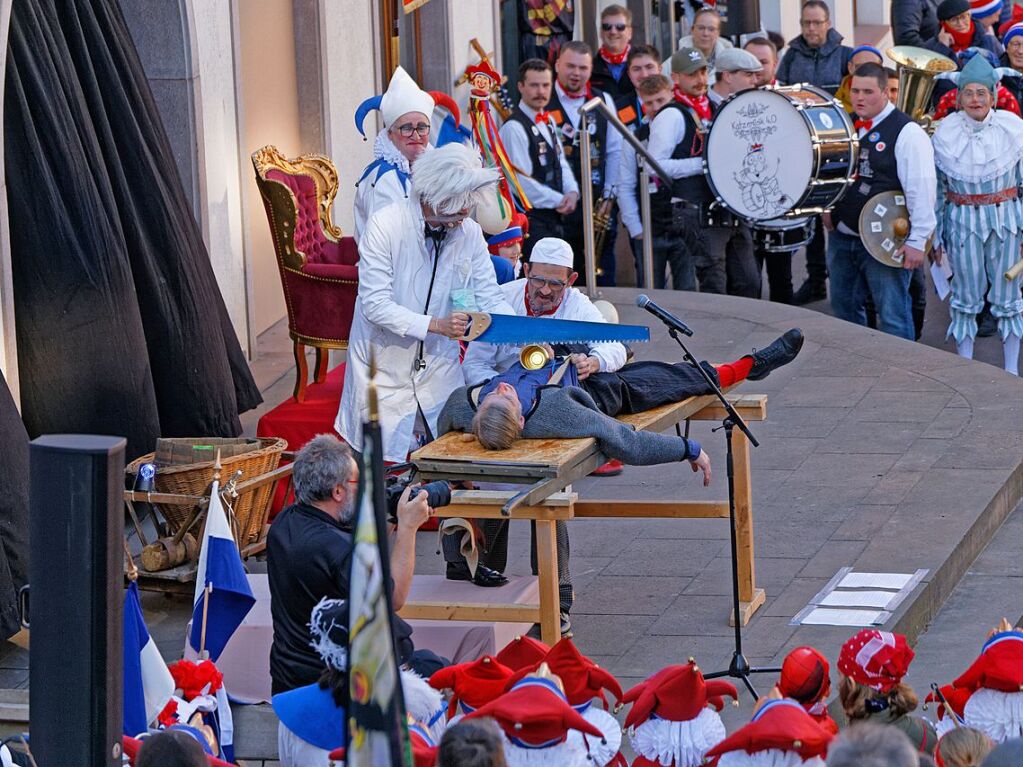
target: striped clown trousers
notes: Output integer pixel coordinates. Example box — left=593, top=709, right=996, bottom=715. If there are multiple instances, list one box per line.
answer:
left=947, top=228, right=1023, bottom=343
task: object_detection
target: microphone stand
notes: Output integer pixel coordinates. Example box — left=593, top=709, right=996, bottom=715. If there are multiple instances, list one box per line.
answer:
left=666, top=326, right=780, bottom=699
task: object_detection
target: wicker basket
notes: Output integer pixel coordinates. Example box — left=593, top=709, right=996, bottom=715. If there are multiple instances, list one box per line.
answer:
left=126, top=437, right=287, bottom=547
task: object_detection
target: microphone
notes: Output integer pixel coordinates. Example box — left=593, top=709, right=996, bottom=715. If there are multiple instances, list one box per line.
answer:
left=636, top=294, right=694, bottom=337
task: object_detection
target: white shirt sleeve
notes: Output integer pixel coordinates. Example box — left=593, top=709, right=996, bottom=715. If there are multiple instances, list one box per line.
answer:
left=616, top=141, right=642, bottom=238
left=648, top=109, right=703, bottom=180
left=894, top=122, right=937, bottom=250
left=499, top=120, right=566, bottom=210
left=570, top=293, right=627, bottom=372
left=357, top=211, right=431, bottom=341
left=601, top=93, right=622, bottom=193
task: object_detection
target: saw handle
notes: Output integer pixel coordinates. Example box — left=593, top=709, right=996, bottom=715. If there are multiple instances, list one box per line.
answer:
left=460, top=311, right=492, bottom=342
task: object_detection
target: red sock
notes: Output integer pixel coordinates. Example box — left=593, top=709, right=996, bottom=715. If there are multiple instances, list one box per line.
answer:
left=713, top=356, right=753, bottom=387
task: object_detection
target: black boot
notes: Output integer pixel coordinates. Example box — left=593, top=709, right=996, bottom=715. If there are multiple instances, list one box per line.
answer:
left=446, top=561, right=509, bottom=587
left=748, top=329, right=805, bottom=380
left=792, top=278, right=827, bottom=305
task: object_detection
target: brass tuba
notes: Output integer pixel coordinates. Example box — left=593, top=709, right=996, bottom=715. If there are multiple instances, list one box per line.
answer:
left=887, top=46, right=957, bottom=130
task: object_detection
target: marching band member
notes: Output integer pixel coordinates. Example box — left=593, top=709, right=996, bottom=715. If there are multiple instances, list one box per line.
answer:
left=334, top=143, right=513, bottom=462
left=648, top=48, right=754, bottom=296
left=835, top=45, right=885, bottom=113
left=932, top=52, right=1023, bottom=373
left=826, top=62, right=936, bottom=341
left=499, top=59, right=579, bottom=256
left=743, top=36, right=780, bottom=87
left=614, top=44, right=662, bottom=135
left=590, top=4, right=635, bottom=99
left=547, top=41, right=622, bottom=284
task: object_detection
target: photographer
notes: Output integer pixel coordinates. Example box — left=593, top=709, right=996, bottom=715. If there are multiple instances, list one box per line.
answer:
left=267, top=434, right=437, bottom=695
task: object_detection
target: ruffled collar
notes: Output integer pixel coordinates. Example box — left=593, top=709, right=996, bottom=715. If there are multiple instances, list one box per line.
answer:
left=932, top=109, right=1023, bottom=183
left=373, top=131, right=412, bottom=174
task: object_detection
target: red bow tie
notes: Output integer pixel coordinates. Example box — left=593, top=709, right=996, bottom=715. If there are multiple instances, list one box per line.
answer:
left=535, top=110, right=550, bottom=124
left=854, top=119, right=872, bottom=132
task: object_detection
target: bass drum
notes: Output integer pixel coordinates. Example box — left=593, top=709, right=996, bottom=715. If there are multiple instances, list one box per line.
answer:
left=704, top=85, right=858, bottom=222
left=752, top=216, right=816, bottom=254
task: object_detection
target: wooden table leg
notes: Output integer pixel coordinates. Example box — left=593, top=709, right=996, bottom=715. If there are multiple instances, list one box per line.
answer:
left=730, top=426, right=765, bottom=626
left=534, top=519, right=561, bottom=646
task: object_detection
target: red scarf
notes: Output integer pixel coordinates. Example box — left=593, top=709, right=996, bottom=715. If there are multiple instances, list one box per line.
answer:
left=598, top=44, right=630, bottom=66
left=560, top=82, right=592, bottom=100
left=524, top=283, right=557, bottom=316
left=673, top=87, right=712, bottom=123
left=942, top=20, right=975, bottom=52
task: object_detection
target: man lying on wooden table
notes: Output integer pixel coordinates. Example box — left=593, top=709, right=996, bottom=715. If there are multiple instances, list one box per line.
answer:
left=438, top=269, right=803, bottom=637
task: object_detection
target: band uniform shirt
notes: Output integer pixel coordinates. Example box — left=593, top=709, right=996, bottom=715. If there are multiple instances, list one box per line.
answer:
left=616, top=117, right=650, bottom=237
left=835, top=101, right=936, bottom=250
left=647, top=101, right=713, bottom=206
left=550, top=81, right=622, bottom=195
left=500, top=100, right=579, bottom=209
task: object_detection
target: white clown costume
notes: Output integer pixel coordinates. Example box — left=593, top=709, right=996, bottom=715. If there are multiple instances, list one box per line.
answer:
left=703, top=698, right=834, bottom=767
left=335, top=143, right=514, bottom=462
left=932, top=53, right=1023, bottom=373
left=622, top=660, right=737, bottom=767
left=930, top=628, right=1023, bottom=742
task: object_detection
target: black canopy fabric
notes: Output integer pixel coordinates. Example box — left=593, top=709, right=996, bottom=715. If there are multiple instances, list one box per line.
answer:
left=0, top=373, right=27, bottom=640
left=4, top=0, right=262, bottom=460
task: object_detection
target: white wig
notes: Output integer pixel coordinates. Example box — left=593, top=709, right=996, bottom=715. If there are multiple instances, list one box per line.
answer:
left=413, top=142, right=499, bottom=215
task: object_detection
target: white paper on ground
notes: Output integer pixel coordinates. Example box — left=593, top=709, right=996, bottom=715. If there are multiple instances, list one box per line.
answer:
left=838, top=572, right=913, bottom=590
left=930, top=259, right=953, bottom=301
left=819, top=590, right=896, bottom=609
left=801, top=607, right=886, bottom=626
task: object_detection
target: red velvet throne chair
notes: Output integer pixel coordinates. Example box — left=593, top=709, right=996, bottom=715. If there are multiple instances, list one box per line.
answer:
left=251, top=145, right=358, bottom=401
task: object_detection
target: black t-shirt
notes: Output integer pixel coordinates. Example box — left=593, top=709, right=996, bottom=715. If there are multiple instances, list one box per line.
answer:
left=267, top=501, right=415, bottom=694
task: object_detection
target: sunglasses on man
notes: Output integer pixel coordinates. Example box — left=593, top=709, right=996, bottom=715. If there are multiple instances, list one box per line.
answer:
left=601, top=22, right=628, bottom=31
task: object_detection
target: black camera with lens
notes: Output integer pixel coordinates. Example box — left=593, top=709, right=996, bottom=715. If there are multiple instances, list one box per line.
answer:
left=385, top=478, right=452, bottom=524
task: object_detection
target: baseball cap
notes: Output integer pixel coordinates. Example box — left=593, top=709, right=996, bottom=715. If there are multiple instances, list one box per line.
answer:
left=670, top=47, right=709, bottom=74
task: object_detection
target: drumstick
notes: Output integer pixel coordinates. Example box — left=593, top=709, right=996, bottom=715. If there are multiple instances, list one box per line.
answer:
left=1005, top=258, right=1023, bottom=281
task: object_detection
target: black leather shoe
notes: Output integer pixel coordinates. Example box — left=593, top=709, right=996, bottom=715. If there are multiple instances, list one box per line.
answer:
left=446, top=561, right=509, bottom=587
left=748, top=329, right=804, bottom=381
left=792, top=279, right=827, bottom=305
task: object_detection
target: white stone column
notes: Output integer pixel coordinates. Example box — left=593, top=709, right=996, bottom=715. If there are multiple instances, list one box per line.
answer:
left=190, top=0, right=250, bottom=355
left=760, top=0, right=802, bottom=45
left=0, top=0, right=18, bottom=406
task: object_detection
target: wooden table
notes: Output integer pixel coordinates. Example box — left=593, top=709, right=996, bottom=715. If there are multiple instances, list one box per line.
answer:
left=407, top=392, right=768, bottom=645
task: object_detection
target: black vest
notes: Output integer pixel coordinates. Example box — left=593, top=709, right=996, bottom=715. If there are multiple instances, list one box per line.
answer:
left=508, top=107, right=564, bottom=196
left=614, top=92, right=644, bottom=134
left=656, top=101, right=712, bottom=206
left=591, top=54, right=634, bottom=100
left=833, top=108, right=913, bottom=233
left=546, top=85, right=610, bottom=192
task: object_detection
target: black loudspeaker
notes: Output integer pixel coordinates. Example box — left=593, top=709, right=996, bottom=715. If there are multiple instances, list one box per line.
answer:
left=29, top=435, right=126, bottom=766
left=720, top=0, right=762, bottom=39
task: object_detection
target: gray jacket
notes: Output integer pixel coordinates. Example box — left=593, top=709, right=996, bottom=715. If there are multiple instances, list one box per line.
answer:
left=776, top=29, right=853, bottom=94
left=437, top=384, right=696, bottom=465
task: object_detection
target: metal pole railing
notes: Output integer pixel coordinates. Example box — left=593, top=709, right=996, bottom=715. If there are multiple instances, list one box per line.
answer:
left=579, top=97, right=673, bottom=295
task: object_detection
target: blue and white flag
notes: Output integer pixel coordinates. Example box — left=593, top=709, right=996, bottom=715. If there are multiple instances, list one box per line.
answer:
left=188, top=479, right=255, bottom=662
left=123, top=581, right=174, bottom=737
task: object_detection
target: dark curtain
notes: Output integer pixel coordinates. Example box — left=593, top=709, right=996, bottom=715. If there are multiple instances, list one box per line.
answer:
left=4, top=0, right=261, bottom=460
left=0, top=373, right=27, bottom=640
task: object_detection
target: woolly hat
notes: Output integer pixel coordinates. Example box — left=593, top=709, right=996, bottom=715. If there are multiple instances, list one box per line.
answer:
left=428, top=655, right=515, bottom=719
left=971, top=0, right=1004, bottom=19
left=486, top=212, right=528, bottom=255
left=623, top=661, right=738, bottom=729
left=507, top=639, right=623, bottom=709
left=703, top=698, right=834, bottom=765
left=1004, top=21, right=1023, bottom=45
left=837, top=629, right=915, bottom=693
left=849, top=44, right=884, bottom=62
left=938, top=0, right=971, bottom=19
left=462, top=666, right=605, bottom=766
left=623, top=661, right=737, bottom=767
left=779, top=647, right=832, bottom=705
left=528, top=237, right=575, bottom=268
left=495, top=634, right=550, bottom=671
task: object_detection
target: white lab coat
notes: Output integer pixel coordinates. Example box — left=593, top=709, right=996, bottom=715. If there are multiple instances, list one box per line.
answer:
left=461, top=278, right=627, bottom=385
left=335, top=199, right=514, bottom=462
left=353, top=132, right=418, bottom=244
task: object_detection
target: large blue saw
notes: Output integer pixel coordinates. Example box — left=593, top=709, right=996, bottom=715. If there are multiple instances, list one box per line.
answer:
left=460, top=312, right=649, bottom=345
